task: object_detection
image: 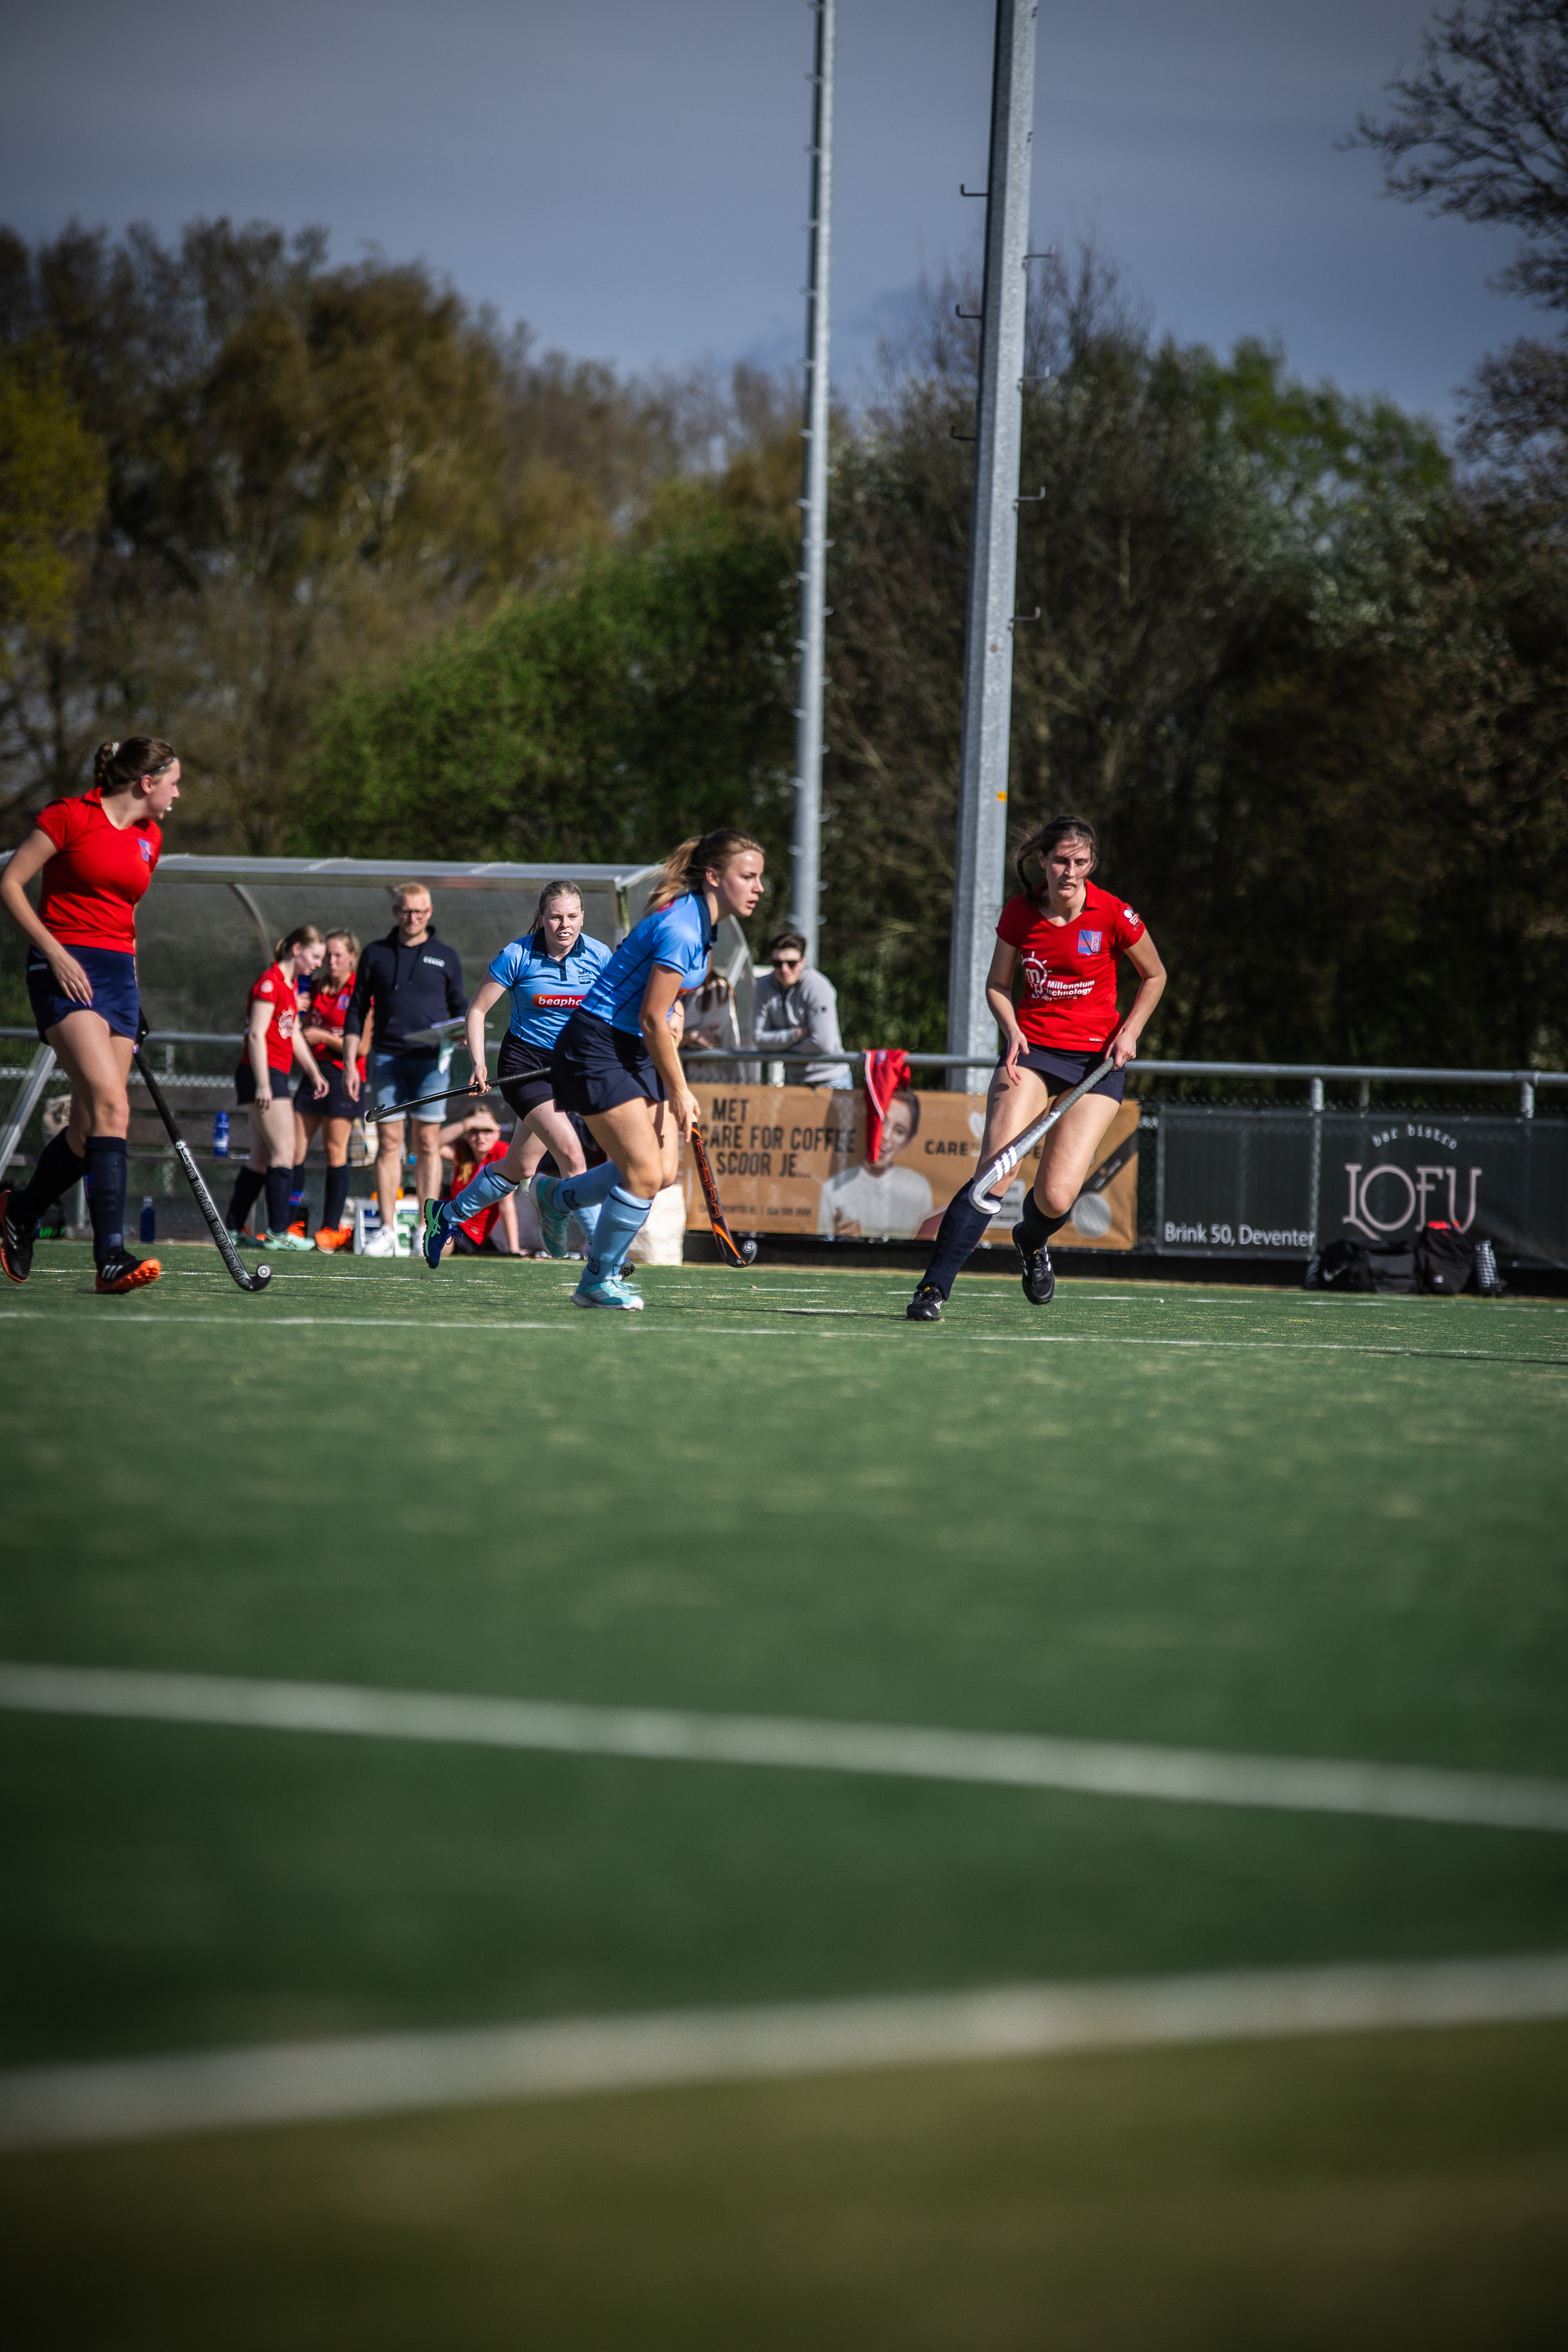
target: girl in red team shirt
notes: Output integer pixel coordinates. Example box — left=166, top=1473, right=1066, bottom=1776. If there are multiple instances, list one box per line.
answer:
left=909, top=814, right=1166, bottom=1320
left=294, top=927, right=370, bottom=1249
left=223, top=927, right=329, bottom=1250
left=0, top=736, right=181, bottom=1294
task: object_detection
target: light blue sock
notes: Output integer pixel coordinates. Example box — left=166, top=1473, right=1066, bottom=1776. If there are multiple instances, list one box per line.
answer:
left=556, top=1160, right=619, bottom=1215
left=571, top=1199, right=602, bottom=1251
left=451, top=1163, right=515, bottom=1223
left=583, top=1184, right=652, bottom=1282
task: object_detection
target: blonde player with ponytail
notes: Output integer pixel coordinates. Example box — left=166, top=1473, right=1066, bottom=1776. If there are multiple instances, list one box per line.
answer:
left=535, top=830, right=766, bottom=1309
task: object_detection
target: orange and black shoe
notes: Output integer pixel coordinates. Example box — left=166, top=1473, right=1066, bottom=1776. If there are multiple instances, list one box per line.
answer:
left=0, top=1187, right=35, bottom=1285
left=313, top=1225, right=351, bottom=1251
left=94, top=1246, right=162, bottom=1295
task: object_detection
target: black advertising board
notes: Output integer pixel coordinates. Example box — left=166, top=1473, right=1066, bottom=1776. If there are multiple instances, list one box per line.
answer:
left=1152, top=1107, right=1568, bottom=1266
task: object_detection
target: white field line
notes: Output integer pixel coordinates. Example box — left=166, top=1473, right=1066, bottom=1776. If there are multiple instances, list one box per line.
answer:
left=2, top=1661, right=1566, bottom=1835
left=0, top=1308, right=1562, bottom=1367
left=2, top=1951, right=1565, bottom=2151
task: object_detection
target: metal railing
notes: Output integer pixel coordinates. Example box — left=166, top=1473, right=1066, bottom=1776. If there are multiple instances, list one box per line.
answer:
left=677, top=1047, right=1566, bottom=1117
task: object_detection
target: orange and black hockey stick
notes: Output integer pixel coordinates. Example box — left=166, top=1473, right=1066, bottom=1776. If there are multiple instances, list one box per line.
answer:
left=688, top=1125, right=757, bottom=1267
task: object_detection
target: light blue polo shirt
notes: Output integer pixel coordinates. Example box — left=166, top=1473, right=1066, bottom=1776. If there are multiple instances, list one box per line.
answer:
left=487, top=931, right=612, bottom=1048
left=577, top=893, right=715, bottom=1038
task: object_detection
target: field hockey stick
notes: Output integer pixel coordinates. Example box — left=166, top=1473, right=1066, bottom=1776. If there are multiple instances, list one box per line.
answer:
left=368, top=1078, right=500, bottom=1124
left=967, top=1052, right=1120, bottom=1218
left=132, top=1049, right=273, bottom=1294
left=688, top=1125, right=758, bottom=1267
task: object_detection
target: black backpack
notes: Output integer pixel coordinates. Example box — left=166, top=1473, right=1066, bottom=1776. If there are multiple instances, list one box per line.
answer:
left=1306, top=1238, right=1417, bottom=1293
left=1414, top=1221, right=1474, bottom=1296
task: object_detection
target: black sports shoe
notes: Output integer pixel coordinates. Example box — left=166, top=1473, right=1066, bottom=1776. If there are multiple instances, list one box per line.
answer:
left=906, top=1282, right=944, bottom=1322
left=1013, top=1225, right=1055, bottom=1306
left=0, top=1186, right=35, bottom=1285
left=94, top=1246, right=162, bottom=1295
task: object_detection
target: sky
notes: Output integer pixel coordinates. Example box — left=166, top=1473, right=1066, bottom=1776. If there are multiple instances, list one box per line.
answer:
left=0, top=0, right=1543, bottom=426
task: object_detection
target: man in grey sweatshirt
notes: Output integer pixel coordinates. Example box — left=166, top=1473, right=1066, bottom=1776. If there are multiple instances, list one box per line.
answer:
left=752, top=931, right=852, bottom=1087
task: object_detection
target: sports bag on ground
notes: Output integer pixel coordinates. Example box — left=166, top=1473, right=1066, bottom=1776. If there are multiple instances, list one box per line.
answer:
left=1414, top=1221, right=1474, bottom=1295
left=1306, top=1239, right=1417, bottom=1293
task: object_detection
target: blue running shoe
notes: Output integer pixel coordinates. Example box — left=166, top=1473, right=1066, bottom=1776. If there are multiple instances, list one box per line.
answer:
left=422, top=1197, right=455, bottom=1271
left=531, top=1172, right=573, bottom=1258
left=571, top=1266, right=644, bottom=1311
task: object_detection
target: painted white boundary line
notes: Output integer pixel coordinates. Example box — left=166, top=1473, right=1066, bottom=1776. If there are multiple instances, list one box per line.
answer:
left=3, top=1952, right=1565, bottom=2151
left=1, top=1306, right=1563, bottom=1366
left=3, top=1662, right=1566, bottom=1833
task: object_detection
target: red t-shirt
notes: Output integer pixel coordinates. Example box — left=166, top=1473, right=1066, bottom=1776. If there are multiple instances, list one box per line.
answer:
left=246, top=964, right=299, bottom=1072
left=996, top=881, right=1146, bottom=1051
left=34, top=788, right=162, bottom=953
left=449, top=1135, right=509, bottom=1246
left=306, top=971, right=358, bottom=1068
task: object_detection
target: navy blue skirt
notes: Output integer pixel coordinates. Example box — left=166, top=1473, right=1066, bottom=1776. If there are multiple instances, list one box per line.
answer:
left=27, top=944, right=140, bottom=1042
left=552, top=1009, right=665, bottom=1116
left=1011, top=1042, right=1127, bottom=1104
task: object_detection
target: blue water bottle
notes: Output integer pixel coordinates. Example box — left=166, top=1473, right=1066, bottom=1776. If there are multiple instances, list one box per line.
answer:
left=213, top=1109, right=230, bottom=1159
left=140, top=1196, right=156, bottom=1243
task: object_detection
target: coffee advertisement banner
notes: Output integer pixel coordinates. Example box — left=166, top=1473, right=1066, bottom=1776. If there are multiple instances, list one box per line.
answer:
left=678, top=1084, right=1140, bottom=1250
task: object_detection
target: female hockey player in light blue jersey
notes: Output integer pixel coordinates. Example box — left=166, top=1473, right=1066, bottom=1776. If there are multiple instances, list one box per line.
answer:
left=423, top=881, right=610, bottom=1268
left=534, top=829, right=766, bottom=1309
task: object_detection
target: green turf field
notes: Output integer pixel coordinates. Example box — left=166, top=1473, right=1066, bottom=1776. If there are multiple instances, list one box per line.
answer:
left=2, top=1246, right=1566, bottom=2344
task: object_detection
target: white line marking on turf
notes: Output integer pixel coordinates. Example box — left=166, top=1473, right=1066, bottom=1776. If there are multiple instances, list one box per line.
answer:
left=5, top=1308, right=1560, bottom=1368
left=2, top=1662, right=1566, bottom=1834
left=2, top=1951, right=1563, bottom=2151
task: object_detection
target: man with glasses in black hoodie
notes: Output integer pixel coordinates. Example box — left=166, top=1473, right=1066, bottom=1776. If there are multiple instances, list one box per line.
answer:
left=343, top=884, right=466, bottom=1254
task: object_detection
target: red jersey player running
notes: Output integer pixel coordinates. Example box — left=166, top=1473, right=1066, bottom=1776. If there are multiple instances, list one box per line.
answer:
left=908, top=814, right=1166, bottom=1321
left=0, top=736, right=182, bottom=1294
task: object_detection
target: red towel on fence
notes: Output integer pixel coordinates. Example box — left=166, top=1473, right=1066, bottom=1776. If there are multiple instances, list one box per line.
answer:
left=862, top=1049, right=911, bottom=1165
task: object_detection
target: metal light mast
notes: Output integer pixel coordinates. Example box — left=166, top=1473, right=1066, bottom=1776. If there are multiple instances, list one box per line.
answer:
left=791, top=0, right=835, bottom=959
left=946, top=0, right=1038, bottom=1080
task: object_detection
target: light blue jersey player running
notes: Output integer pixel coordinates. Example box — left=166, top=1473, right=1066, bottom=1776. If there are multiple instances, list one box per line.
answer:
left=423, top=882, right=610, bottom=1268
left=534, top=829, right=766, bottom=1308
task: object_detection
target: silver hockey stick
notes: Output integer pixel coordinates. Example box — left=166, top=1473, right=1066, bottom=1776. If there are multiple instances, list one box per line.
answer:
left=967, top=1053, right=1119, bottom=1218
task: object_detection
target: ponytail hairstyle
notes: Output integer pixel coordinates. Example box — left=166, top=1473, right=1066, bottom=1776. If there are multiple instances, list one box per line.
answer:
left=1014, top=813, right=1099, bottom=900
left=648, top=828, right=764, bottom=913
left=323, top=927, right=361, bottom=961
left=93, top=737, right=176, bottom=796
left=531, top=880, right=585, bottom=945
left=273, top=923, right=324, bottom=963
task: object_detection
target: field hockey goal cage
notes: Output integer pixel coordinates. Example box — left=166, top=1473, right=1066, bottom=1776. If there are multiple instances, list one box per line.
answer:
left=1, top=853, right=757, bottom=1234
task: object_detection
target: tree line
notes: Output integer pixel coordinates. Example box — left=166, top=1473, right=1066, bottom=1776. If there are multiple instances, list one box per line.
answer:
left=3, top=3, right=1566, bottom=1069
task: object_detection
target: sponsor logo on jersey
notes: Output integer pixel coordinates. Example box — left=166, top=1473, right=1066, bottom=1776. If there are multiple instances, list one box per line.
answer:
left=420, top=954, right=447, bottom=967
left=1076, top=929, right=1102, bottom=953
left=1123, top=906, right=1140, bottom=924
left=535, top=993, right=586, bottom=1008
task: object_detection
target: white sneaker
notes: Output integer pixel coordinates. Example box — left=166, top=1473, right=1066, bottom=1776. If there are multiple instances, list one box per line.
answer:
left=360, top=1228, right=397, bottom=1258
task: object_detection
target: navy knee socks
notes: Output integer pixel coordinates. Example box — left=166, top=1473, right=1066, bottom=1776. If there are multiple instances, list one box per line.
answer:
left=323, top=1163, right=352, bottom=1234
left=265, top=1167, right=292, bottom=1234
left=1018, top=1193, right=1070, bottom=1250
left=226, top=1167, right=266, bottom=1232
left=918, top=1192, right=993, bottom=1299
left=14, top=1128, right=85, bottom=1225
left=83, top=1135, right=129, bottom=1266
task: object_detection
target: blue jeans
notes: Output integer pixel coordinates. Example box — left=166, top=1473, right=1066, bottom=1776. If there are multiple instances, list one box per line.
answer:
left=365, top=1047, right=452, bottom=1123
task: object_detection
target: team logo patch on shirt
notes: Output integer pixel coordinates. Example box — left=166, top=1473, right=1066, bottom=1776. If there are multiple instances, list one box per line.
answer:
left=1076, top=929, right=1102, bottom=954
left=1123, top=906, right=1140, bottom=924
left=137, top=838, right=153, bottom=863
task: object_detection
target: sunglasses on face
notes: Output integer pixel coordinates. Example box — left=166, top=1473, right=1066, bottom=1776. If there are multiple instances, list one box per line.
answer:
left=771, top=955, right=802, bottom=971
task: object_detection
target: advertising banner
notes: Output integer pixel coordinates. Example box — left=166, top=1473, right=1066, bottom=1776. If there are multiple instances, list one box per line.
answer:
left=680, top=1084, right=1140, bottom=1250
left=1154, top=1106, right=1568, bottom=1265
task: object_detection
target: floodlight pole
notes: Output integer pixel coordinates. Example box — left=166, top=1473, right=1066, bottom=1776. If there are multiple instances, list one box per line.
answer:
left=791, top=0, right=835, bottom=961
left=946, top=0, right=1038, bottom=1083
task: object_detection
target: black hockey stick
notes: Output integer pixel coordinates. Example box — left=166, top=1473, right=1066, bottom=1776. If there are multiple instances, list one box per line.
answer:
left=688, top=1126, right=757, bottom=1267
left=369, top=1077, right=499, bottom=1123
left=968, top=1053, right=1119, bottom=1218
left=132, top=1050, right=272, bottom=1293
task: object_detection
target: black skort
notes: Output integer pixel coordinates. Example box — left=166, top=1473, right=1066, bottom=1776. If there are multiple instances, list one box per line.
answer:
left=551, top=1009, right=665, bottom=1117
left=496, top=1033, right=558, bottom=1120
left=1010, top=1042, right=1127, bottom=1104
left=235, top=1061, right=296, bottom=1107
left=295, top=1057, right=358, bottom=1121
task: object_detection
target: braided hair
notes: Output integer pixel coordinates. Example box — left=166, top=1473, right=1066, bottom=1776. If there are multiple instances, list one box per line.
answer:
left=93, top=737, right=176, bottom=794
